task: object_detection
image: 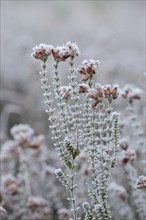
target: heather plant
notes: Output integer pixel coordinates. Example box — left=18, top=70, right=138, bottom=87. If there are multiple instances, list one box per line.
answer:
left=0, top=124, right=60, bottom=220
left=31, top=42, right=120, bottom=220
left=1, top=43, right=145, bottom=220
left=117, top=85, right=146, bottom=220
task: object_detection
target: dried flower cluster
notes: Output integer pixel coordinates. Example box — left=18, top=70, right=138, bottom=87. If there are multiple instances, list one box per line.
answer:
left=120, top=84, right=143, bottom=103
left=32, top=44, right=53, bottom=62
left=78, top=59, right=100, bottom=81
left=87, top=83, right=119, bottom=107
left=135, top=176, right=146, bottom=189
left=119, top=149, right=136, bottom=165
left=32, top=41, right=80, bottom=63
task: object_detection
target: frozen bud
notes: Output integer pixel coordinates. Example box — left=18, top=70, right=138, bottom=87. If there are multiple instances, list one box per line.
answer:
left=119, top=137, right=129, bottom=150
left=96, top=84, right=104, bottom=97
left=78, top=59, right=100, bottom=81
left=32, top=44, right=53, bottom=62
left=29, top=135, right=45, bottom=149
left=66, top=41, right=80, bottom=58
left=60, top=86, right=71, bottom=100
left=120, top=84, right=143, bottom=103
left=80, top=163, right=89, bottom=176
left=0, top=206, right=7, bottom=217
left=27, top=196, right=48, bottom=209
left=87, top=89, right=99, bottom=99
left=2, top=174, right=17, bottom=187
left=45, top=166, right=55, bottom=176
left=52, top=45, right=70, bottom=62
left=87, top=88, right=103, bottom=107
left=111, top=84, right=119, bottom=99
left=78, top=66, right=86, bottom=75
left=115, top=186, right=126, bottom=201
left=81, top=74, right=91, bottom=82
left=78, top=84, right=88, bottom=93
left=8, top=183, right=18, bottom=195
left=119, top=149, right=136, bottom=165
left=10, top=124, right=34, bottom=145
left=135, top=175, right=146, bottom=189
left=58, top=208, right=70, bottom=220
left=103, top=84, right=119, bottom=103
left=103, top=84, right=112, bottom=96
left=1, top=141, right=18, bottom=162
left=2, top=175, right=18, bottom=195
left=109, top=182, right=126, bottom=201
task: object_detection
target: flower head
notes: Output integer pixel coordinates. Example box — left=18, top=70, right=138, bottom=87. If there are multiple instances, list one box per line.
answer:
left=58, top=208, right=70, bottom=220
left=10, top=124, right=34, bottom=145
left=119, top=149, right=136, bottom=165
left=78, top=83, right=88, bottom=93
left=27, top=196, right=48, bottom=209
left=59, top=86, right=72, bottom=100
left=103, top=84, right=119, bottom=103
left=135, top=176, right=146, bottom=189
left=87, top=83, right=119, bottom=107
left=66, top=41, right=80, bottom=59
left=120, top=84, right=143, bottom=104
left=32, top=44, right=53, bottom=62
left=52, top=45, right=70, bottom=62
left=87, top=86, right=103, bottom=107
left=78, top=59, right=100, bottom=81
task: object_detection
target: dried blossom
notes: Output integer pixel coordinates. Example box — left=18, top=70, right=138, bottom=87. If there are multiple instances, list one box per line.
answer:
left=78, top=83, right=88, bottom=93
left=59, top=86, right=72, bottom=100
left=109, top=182, right=126, bottom=201
left=66, top=41, right=80, bottom=59
left=103, top=84, right=119, bottom=103
left=87, top=87, right=103, bottom=107
left=32, top=44, right=53, bottom=62
left=78, top=59, right=100, bottom=81
left=52, top=46, right=70, bottom=62
left=135, top=175, right=146, bottom=189
left=121, top=84, right=143, bottom=103
left=80, top=163, right=89, bottom=176
left=119, top=149, right=136, bottom=165
left=58, top=208, right=70, bottom=220
left=2, top=174, right=17, bottom=187
left=2, top=175, right=19, bottom=195
left=27, top=196, right=48, bottom=209
left=10, top=124, right=34, bottom=145
left=87, top=83, right=119, bottom=107
left=119, top=137, right=129, bottom=150
left=45, top=165, right=55, bottom=176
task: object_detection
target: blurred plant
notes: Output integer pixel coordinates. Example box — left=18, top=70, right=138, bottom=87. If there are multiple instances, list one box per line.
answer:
left=115, top=84, right=146, bottom=220
left=0, top=124, right=60, bottom=220
left=32, top=42, right=120, bottom=220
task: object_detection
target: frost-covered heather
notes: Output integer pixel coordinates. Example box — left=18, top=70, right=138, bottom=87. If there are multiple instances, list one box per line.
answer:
left=31, top=41, right=122, bottom=220
left=0, top=41, right=145, bottom=220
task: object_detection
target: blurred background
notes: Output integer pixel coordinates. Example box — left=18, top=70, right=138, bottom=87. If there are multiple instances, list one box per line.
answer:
left=1, top=0, right=145, bottom=139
